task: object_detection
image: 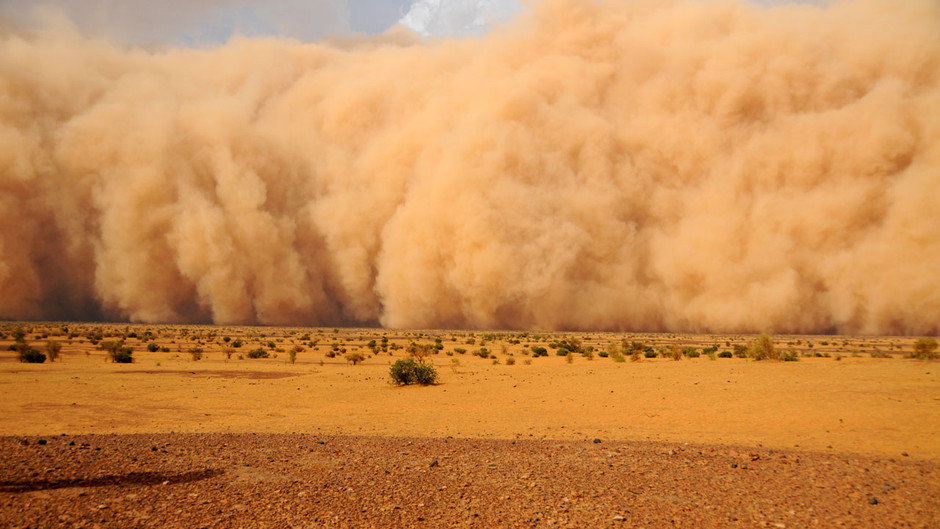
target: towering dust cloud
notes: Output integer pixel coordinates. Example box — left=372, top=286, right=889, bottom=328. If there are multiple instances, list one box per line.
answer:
left=1, top=0, right=938, bottom=334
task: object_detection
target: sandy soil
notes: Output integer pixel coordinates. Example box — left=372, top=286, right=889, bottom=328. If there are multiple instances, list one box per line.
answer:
left=0, top=344, right=936, bottom=458
left=1, top=433, right=937, bottom=528
left=1, top=324, right=937, bottom=527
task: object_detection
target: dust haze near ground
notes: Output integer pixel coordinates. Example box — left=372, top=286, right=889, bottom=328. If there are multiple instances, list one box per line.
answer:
left=1, top=0, right=938, bottom=333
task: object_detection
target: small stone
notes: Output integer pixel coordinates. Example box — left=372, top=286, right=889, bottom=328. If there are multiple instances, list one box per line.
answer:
left=429, top=459, right=439, bottom=468
left=37, top=439, right=47, bottom=445
left=67, top=441, right=75, bottom=446
left=613, top=515, right=626, bottom=521
left=731, top=463, right=738, bottom=468
left=593, top=438, right=602, bottom=444
left=868, top=497, right=879, bottom=505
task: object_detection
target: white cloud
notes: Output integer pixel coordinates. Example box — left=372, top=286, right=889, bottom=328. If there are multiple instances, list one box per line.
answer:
left=400, top=0, right=522, bottom=38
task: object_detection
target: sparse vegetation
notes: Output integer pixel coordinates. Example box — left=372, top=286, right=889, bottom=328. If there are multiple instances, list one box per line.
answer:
left=389, top=358, right=437, bottom=386
left=247, top=348, right=269, bottom=359
left=45, top=340, right=62, bottom=362
left=17, top=344, right=46, bottom=363
left=748, top=334, right=777, bottom=361
left=912, top=338, right=938, bottom=360
left=109, top=347, right=134, bottom=363
left=345, top=352, right=365, bottom=365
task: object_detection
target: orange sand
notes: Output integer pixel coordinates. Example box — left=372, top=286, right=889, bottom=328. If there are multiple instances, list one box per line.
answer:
left=1, top=332, right=936, bottom=459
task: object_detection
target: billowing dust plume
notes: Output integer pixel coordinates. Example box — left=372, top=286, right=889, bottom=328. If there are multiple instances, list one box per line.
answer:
left=1, top=0, right=938, bottom=334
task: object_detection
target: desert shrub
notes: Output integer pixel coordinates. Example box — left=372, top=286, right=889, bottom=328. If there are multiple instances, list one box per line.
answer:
left=682, top=347, right=700, bottom=358
left=644, top=350, right=658, bottom=358
left=530, top=346, right=548, bottom=357
left=718, top=350, right=733, bottom=358
left=110, top=347, right=134, bottom=363
left=409, top=343, right=434, bottom=362
left=492, top=357, right=500, bottom=365
left=45, top=340, right=62, bottom=362
left=160, top=346, right=170, bottom=353
left=288, top=349, right=297, bottom=364
left=188, top=347, right=203, bottom=361
left=565, top=352, right=574, bottom=363
left=870, top=351, right=891, bottom=359
left=473, top=348, right=491, bottom=359
left=17, top=345, right=46, bottom=363
left=732, top=344, right=748, bottom=358
left=99, top=340, right=123, bottom=355
left=146, top=342, right=160, bottom=352
left=668, top=347, right=683, bottom=361
left=389, top=358, right=437, bottom=386
left=912, top=338, right=938, bottom=360
left=748, top=334, right=778, bottom=361
left=583, top=348, right=594, bottom=360
left=231, top=339, right=243, bottom=348
left=706, top=351, right=717, bottom=360
left=505, top=356, right=516, bottom=366
left=782, top=351, right=799, bottom=362
left=702, top=346, right=718, bottom=355
left=612, top=351, right=626, bottom=363
left=247, top=348, right=269, bottom=359
left=454, top=347, right=467, bottom=355
left=345, top=352, right=365, bottom=365
left=598, top=351, right=609, bottom=358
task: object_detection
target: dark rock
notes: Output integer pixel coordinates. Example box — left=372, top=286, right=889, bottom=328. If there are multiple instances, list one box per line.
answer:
left=869, top=497, right=879, bottom=505
left=593, top=438, right=602, bottom=444
left=429, top=459, right=439, bottom=468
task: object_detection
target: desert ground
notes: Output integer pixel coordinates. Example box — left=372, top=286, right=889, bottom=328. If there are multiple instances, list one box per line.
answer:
left=0, top=323, right=937, bottom=527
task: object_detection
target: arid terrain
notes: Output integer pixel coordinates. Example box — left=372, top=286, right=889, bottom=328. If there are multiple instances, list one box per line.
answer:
left=1, top=323, right=937, bottom=527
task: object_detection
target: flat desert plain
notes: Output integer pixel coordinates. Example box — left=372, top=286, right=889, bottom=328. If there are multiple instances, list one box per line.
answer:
left=0, top=324, right=937, bottom=527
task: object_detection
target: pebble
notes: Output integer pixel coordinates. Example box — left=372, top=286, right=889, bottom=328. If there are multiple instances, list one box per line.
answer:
left=868, top=497, right=879, bottom=505
left=613, top=515, right=626, bottom=521
left=593, top=438, right=602, bottom=444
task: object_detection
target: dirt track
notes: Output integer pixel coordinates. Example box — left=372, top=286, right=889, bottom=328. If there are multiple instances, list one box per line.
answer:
left=1, top=434, right=936, bottom=528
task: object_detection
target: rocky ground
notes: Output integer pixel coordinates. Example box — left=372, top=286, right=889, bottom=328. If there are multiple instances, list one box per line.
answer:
left=0, top=434, right=936, bottom=528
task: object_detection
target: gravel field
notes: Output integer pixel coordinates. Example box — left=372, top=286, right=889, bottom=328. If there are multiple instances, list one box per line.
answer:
left=1, top=434, right=936, bottom=528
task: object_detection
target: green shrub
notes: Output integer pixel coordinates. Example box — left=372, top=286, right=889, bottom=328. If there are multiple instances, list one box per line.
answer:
left=782, top=351, right=799, bottom=362
left=147, top=342, right=160, bottom=352
left=611, top=351, right=626, bottom=363
left=17, top=346, right=46, bottom=363
left=682, top=347, right=700, bottom=358
left=530, top=346, right=548, bottom=357
left=912, top=338, right=938, bottom=360
left=505, top=356, right=516, bottom=366
left=732, top=344, right=748, bottom=358
left=110, top=347, right=134, bottom=363
left=644, top=350, right=657, bottom=358
left=389, top=358, right=437, bottom=386
left=247, top=348, right=269, bottom=359
left=345, top=352, right=365, bottom=365
left=718, top=350, right=733, bottom=358
left=669, top=347, right=683, bottom=361
left=748, top=334, right=778, bottom=361
left=231, top=339, right=243, bottom=348
left=188, top=347, right=203, bottom=361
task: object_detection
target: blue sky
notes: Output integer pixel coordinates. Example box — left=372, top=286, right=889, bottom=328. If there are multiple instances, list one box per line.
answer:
left=0, top=0, right=816, bottom=45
